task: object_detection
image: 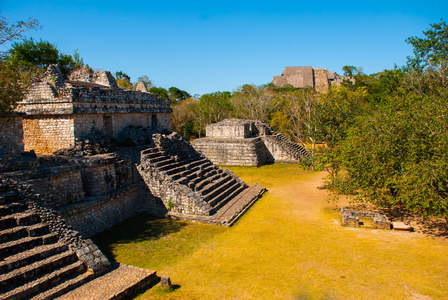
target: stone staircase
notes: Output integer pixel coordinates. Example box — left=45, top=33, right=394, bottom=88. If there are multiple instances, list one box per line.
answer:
left=272, top=132, right=310, bottom=159
left=138, top=133, right=265, bottom=225
left=254, top=121, right=309, bottom=161
left=0, top=184, right=93, bottom=300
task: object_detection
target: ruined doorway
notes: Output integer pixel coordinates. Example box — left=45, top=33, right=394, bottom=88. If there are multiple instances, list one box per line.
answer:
left=151, top=114, right=158, bottom=130
left=103, top=116, right=113, bottom=138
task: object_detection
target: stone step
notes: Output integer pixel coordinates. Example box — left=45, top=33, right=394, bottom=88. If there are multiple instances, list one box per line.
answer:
left=1, top=260, right=86, bottom=300
left=141, top=149, right=165, bottom=161
left=173, top=162, right=215, bottom=183
left=140, top=148, right=157, bottom=156
left=0, top=201, right=27, bottom=216
left=192, top=172, right=222, bottom=191
left=197, top=175, right=229, bottom=196
left=158, top=160, right=182, bottom=172
left=0, top=222, right=52, bottom=244
left=0, top=191, right=19, bottom=205
left=30, top=271, right=94, bottom=300
left=0, top=226, right=28, bottom=243
left=0, top=249, right=78, bottom=292
left=0, top=243, right=68, bottom=275
left=151, top=157, right=175, bottom=168
left=28, top=223, right=51, bottom=237
left=165, top=164, right=188, bottom=176
left=0, top=233, right=58, bottom=259
left=0, top=214, right=17, bottom=229
left=15, top=210, right=42, bottom=226
left=209, top=183, right=246, bottom=212
left=202, top=177, right=237, bottom=203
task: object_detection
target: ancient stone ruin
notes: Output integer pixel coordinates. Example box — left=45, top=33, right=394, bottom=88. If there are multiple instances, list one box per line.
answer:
left=192, top=119, right=309, bottom=166
left=16, top=65, right=171, bottom=154
left=272, top=66, right=354, bottom=93
left=341, top=207, right=391, bottom=229
left=0, top=67, right=267, bottom=298
left=139, top=133, right=265, bottom=225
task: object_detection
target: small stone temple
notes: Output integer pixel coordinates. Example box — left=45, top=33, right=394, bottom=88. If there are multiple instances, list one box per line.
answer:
left=272, top=66, right=352, bottom=93
left=16, top=65, right=172, bottom=154
left=192, top=119, right=309, bottom=166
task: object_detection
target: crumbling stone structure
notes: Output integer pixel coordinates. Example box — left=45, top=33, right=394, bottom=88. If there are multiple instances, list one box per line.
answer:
left=138, top=133, right=266, bottom=225
left=272, top=66, right=353, bottom=93
left=192, top=119, right=309, bottom=166
left=0, top=113, right=24, bottom=162
left=0, top=178, right=111, bottom=299
left=341, top=207, right=391, bottom=229
left=16, top=65, right=172, bottom=154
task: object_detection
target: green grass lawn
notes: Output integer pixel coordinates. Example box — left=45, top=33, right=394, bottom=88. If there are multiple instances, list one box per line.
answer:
left=93, top=164, right=448, bottom=300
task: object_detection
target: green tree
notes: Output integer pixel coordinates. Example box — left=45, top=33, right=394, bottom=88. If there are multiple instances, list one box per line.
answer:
left=0, top=61, right=29, bottom=112
left=168, top=87, right=191, bottom=104
left=5, top=38, right=84, bottom=76
left=115, top=71, right=133, bottom=90
left=115, top=71, right=131, bottom=82
left=342, top=65, right=357, bottom=77
left=405, top=19, right=448, bottom=70
left=0, top=12, right=40, bottom=47
left=231, top=84, right=279, bottom=122
left=148, top=86, right=169, bottom=100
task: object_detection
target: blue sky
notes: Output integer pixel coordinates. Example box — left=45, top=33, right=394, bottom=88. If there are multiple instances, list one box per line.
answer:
left=2, top=1, right=447, bottom=95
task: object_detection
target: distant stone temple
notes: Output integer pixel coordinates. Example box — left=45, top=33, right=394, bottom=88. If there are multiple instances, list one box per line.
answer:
left=192, top=119, right=309, bottom=167
left=16, top=65, right=172, bottom=154
left=272, top=66, right=351, bottom=93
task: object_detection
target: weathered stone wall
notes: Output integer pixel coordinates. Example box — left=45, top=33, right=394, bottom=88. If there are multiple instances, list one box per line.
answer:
left=22, top=116, right=74, bottom=153
left=272, top=66, right=353, bottom=92
left=138, top=165, right=210, bottom=216
left=80, top=157, right=134, bottom=197
left=0, top=114, right=24, bottom=161
left=68, top=68, right=118, bottom=87
left=206, top=119, right=253, bottom=138
left=27, top=166, right=85, bottom=208
left=262, top=135, right=299, bottom=163
left=193, top=119, right=307, bottom=166
left=341, top=207, right=391, bottom=229
left=58, top=184, right=141, bottom=237
left=13, top=153, right=158, bottom=237
left=17, top=65, right=172, bottom=154
left=314, top=68, right=330, bottom=93
left=192, top=137, right=270, bottom=166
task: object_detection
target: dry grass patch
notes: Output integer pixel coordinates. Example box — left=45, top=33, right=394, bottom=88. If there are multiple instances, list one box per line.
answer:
left=94, top=164, right=448, bottom=300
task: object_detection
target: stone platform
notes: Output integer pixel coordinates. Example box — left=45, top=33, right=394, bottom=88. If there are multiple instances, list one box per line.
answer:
left=57, top=263, right=157, bottom=300
left=167, top=183, right=266, bottom=226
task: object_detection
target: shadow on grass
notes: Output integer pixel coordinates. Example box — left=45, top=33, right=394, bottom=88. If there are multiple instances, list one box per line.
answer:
left=92, top=214, right=189, bottom=262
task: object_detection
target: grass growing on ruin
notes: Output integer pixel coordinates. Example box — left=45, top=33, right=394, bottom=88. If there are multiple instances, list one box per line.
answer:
left=94, top=164, right=448, bottom=300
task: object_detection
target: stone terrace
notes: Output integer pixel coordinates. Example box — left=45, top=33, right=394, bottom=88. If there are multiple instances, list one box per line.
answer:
left=0, top=179, right=104, bottom=299
left=138, top=133, right=265, bottom=226
left=193, top=119, right=309, bottom=166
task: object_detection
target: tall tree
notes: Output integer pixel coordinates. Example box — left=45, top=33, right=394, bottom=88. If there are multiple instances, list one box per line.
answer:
left=168, top=87, right=191, bottom=104
left=0, top=61, right=29, bottom=112
left=406, top=19, right=448, bottom=70
left=231, top=84, right=278, bottom=122
left=342, top=65, right=357, bottom=77
left=148, top=86, right=169, bottom=100
left=5, top=38, right=84, bottom=76
left=0, top=12, right=40, bottom=46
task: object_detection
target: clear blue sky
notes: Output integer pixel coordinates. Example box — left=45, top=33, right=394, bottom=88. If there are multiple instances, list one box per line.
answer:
left=2, top=0, right=447, bottom=95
